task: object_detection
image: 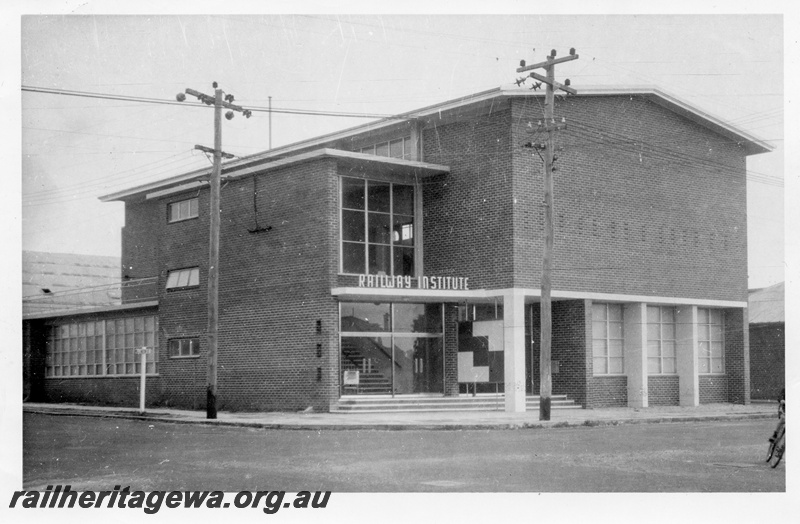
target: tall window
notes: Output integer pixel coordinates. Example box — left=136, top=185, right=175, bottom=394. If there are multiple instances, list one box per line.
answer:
left=647, top=306, right=677, bottom=374
left=592, top=303, right=624, bottom=375
left=340, top=177, right=415, bottom=276
left=46, top=315, right=158, bottom=377
left=698, top=308, right=724, bottom=373
left=168, top=197, right=199, bottom=222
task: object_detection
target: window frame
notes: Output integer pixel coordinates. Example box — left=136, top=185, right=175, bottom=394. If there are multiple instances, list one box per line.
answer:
left=339, top=176, right=417, bottom=277
left=339, top=302, right=445, bottom=396
left=45, top=316, right=159, bottom=378
left=646, top=305, right=678, bottom=375
left=167, top=197, right=199, bottom=223
left=168, top=337, right=200, bottom=359
left=698, top=308, right=725, bottom=375
left=165, top=267, right=200, bottom=290
left=359, top=136, right=413, bottom=160
left=591, top=302, right=625, bottom=376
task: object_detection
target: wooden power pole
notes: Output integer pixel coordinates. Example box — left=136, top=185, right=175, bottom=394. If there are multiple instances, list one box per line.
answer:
left=516, top=49, right=578, bottom=420
left=177, top=83, right=251, bottom=419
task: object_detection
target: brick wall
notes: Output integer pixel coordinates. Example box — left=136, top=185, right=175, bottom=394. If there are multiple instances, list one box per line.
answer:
left=527, top=300, right=590, bottom=407
left=509, top=95, right=749, bottom=302
left=586, top=377, right=628, bottom=407
left=749, top=323, right=784, bottom=400
left=443, top=305, right=460, bottom=396
left=422, top=106, right=516, bottom=290
left=700, top=375, right=728, bottom=403
left=121, top=198, right=162, bottom=303
left=43, top=376, right=164, bottom=407
left=648, top=375, right=680, bottom=406
left=724, top=307, right=750, bottom=404
left=120, top=158, right=341, bottom=412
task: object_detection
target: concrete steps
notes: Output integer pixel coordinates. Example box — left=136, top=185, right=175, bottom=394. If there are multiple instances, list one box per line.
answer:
left=330, top=394, right=582, bottom=413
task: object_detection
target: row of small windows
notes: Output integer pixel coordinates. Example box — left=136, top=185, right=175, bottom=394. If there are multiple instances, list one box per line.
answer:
left=45, top=316, right=159, bottom=377
left=45, top=320, right=202, bottom=378
left=359, top=136, right=413, bottom=160
left=591, top=304, right=725, bottom=377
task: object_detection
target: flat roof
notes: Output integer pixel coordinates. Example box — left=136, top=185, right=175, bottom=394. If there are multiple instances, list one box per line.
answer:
left=101, top=149, right=450, bottom=203
left=23, top=300, right=159, bottom=321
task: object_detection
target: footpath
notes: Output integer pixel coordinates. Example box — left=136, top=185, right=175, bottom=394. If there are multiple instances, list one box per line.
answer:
left=23, top=401, right=778, bottom=431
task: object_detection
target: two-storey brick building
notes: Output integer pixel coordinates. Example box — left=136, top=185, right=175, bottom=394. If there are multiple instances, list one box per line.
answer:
left=23, top=85, right=771, bottom=413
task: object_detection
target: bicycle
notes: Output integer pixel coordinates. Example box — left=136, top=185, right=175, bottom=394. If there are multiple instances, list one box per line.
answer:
left=766, top=399, right=785, bottom=468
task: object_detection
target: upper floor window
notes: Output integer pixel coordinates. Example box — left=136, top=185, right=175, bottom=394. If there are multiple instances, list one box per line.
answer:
left=360, top=137, right=413, bottom=160
left=698, top=308, right=724, bottom=373
left=340, top=177, right=415, bottom=276
left=647, top=306, right=677, bottom=374
left=592, top=303, right=624, bottom=375
left=168, top=197, right=199, bottom=223
left=166, top=267, right=199, bottom=289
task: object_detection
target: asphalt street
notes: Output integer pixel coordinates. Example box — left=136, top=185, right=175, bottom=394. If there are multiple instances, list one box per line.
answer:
left=22, top=413, right=784, bottom=493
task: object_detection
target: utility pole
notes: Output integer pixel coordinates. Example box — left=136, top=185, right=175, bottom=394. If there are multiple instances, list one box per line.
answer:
left=516, top=48, right=578, bottom=420
left=177, top=82, right=252, bottom=419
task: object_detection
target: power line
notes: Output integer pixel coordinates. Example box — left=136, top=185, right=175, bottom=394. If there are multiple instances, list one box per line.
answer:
left=22, top=85, right=403, bottom=120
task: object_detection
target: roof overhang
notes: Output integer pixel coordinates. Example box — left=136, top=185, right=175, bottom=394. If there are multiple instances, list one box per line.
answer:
left=502, top=84, right=774, bottom=156
left=23, top=300, right=159, bottom=321
left=101, top=149, right=450, bottom=202
left=331, top=286, right=747, bottom=308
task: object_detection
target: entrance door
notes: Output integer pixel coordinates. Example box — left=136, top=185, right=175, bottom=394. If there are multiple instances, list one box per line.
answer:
left=340, top=302, right=444, bottom=396
left=392, top=337, right=443, bottom=394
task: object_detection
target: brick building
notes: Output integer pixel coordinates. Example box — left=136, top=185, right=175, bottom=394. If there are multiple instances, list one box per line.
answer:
left=23, top=85, right=772, bottom=413
left=748, top=282, right=785, bottom=400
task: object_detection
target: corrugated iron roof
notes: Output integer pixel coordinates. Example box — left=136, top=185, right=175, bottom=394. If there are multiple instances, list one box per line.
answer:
left=748, top=282, right=784, bottom=324
left=22, top=251, right=120, bottom=298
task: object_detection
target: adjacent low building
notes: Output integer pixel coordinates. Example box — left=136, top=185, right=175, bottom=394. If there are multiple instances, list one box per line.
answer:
left=748, top=282, right=785, bottom=400
left=23, top=85, right=772, bottom=413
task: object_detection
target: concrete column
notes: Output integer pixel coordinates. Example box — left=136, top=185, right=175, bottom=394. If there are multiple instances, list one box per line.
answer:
left=676, top=305, right=699, bottom=406
left=624, top=303, right=648, bottom=408
left=503, top=290, right=527, bottom=412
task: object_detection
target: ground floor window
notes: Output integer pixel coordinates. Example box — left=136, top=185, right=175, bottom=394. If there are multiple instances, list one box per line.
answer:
left=45, top=315, right=158, bottom=377
left=698, top=308, right=725, bottom=373
left=647, top=306, right=677, bottom=374
left=340, top=302, right=443, bottom=395
left=169, top=337, right=200, bottom=358
left=592, top=303, right=624, bottom=375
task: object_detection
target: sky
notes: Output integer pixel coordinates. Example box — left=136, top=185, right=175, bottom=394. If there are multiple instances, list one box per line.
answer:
left=12, top=6, right=787, bottom=291
left=3, top=2, right=798, bottom=521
